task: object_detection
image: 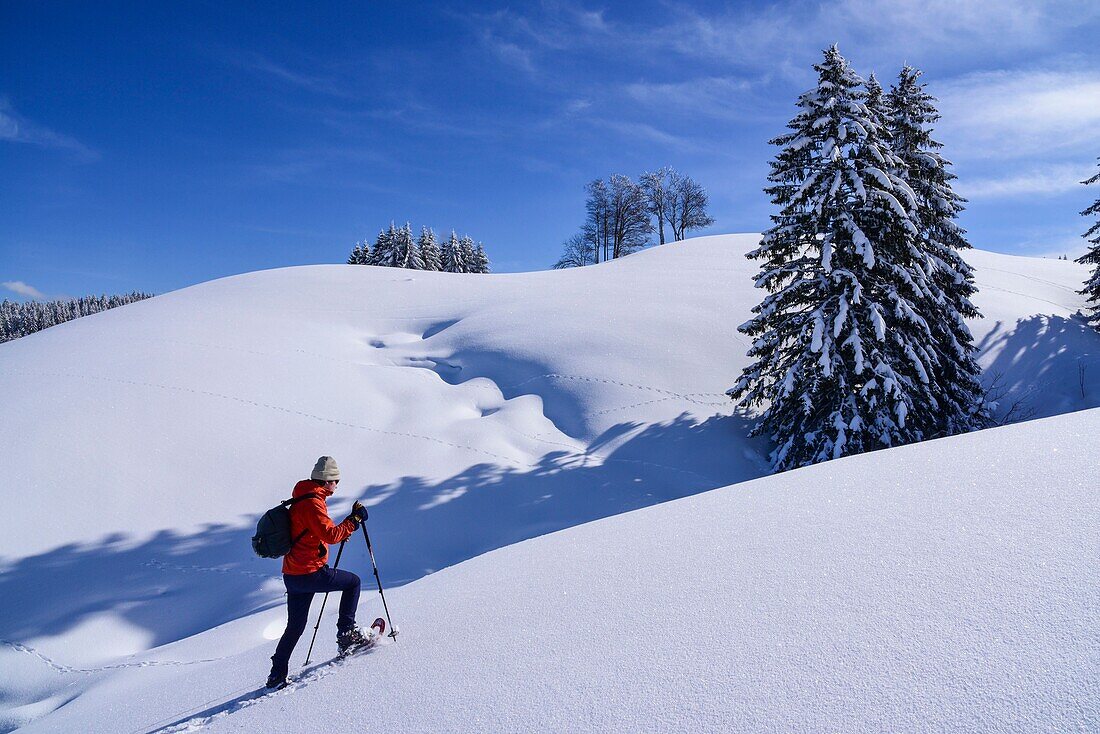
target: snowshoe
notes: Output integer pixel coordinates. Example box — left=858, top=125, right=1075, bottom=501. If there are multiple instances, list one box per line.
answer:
left=337, top=626, right=368, bottom=655
left=265, top=672, right=290, bottom=690
left=336, top=618, right=386, bottom=657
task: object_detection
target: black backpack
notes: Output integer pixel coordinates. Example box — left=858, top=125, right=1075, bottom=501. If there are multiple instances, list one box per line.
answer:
left=251, top=493, right=320, bottom=558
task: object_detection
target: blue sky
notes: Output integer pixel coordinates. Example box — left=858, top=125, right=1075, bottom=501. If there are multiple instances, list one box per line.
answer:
left=2, top=0, right=1098, bottom=300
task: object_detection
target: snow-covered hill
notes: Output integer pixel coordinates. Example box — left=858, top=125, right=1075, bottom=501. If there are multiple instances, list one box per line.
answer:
left=1, top=234, right=1098, bottom=732
left=32, top=407, right=1097, bottom=733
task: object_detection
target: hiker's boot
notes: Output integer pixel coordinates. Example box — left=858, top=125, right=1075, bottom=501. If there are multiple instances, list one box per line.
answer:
left=337, top=625, right=371, bottom=655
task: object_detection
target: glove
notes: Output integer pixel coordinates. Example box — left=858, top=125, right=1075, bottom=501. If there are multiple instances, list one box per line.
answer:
left=352, top=501, right=368, bottom=523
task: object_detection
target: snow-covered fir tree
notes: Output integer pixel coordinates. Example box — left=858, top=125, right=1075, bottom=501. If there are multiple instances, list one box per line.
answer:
left=863, top=73, right=888, bottom=136
left=729, top=45, right=942, bottom=472
left=368, top=226, right=395, bottom=267
left=1076, top=158, right=1100, bottom=326
left=347, top=240, right=371, bottom=265
left=442, top=231, right=467, bottom=273
left=458, top=236, right=477, bottom=272
left=470, top=243, right=491, bottom=274
left=885, top=65, right=985, bottom=435
left=391, top=222, right=424, bottom=269
left=418, top=227, right=442, bottom=271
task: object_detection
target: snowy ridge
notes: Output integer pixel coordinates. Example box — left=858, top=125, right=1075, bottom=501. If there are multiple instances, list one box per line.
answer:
left=2, top=234, right=1098, bottom=731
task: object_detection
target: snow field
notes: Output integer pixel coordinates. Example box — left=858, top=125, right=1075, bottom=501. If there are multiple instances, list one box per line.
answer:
left=1, top=234, right=1098, bottom=731
left=20, top=407, right=1099, bottom=733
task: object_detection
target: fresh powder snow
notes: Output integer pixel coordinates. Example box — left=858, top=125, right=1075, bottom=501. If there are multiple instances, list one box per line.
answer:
left=1, top=234, right=1097, bottom=732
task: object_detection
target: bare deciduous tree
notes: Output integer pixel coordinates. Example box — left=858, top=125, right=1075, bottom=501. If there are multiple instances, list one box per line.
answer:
left=640, top=167, right=675, bottom=245
left=607, top=174, right=652, bottom=259
left=982, top=370, right=1038, bottom=426
left=580, top=176, right=651, bottom=262
left=584, top=178, right=611, bottom=264
left=553, top=230, right=596, bottom=269
left=667, top=172, right=715, bottom=241
left=557, top=168, right=710, bottom=267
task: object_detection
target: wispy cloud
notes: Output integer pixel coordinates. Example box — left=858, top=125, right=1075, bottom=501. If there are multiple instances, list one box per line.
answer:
left=961, top=163, right=1098, bottom=199
left=478, top=25, right=537, bottom=73
left=936, top=68, right=1100, bottom=159
left=655, top=4, right=803, bottom=68
left=239, top=145, right=389, bottom=185
left=476, top=1, right=1100, bottom=79
left=564, top=99, right=591, bottom=114
left=475, top=5, right=611, bottom=54
left=663, top=0, right=1100, bottom=68
left=587, top=118, right=715, bottom=154
left=2, top=281, right=46, bottom=300
left=473, top=3, right=776, bottom=73
left=830, top=0, right=1092, bottom=54
left=218, top=50, right=352, bottom=97
left=625, top=77, right=764, bottom=120
left=314, top=96, right=509, bottom=145
left=0, top=99, right=98, bottom=162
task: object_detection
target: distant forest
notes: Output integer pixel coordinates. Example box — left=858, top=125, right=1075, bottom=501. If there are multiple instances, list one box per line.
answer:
left=0, top=292, right=154, bottom=344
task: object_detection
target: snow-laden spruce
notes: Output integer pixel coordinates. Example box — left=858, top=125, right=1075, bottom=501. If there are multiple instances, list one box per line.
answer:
left=886, top=65, right=985, bottom=434
left=1077, top=157, right=1100, bottom=326
left=369, top=222, right=424, bottom=269
left=471, top=242, right=490, bottom=273
left=347, top=240, right=371, bottom=265
left=368, top=225, right=394, bottom=267
left=459, top=236, right=477, bottom=272
left=391, top=223, right=424, bottom=270
left=442, top=230, right=465, bottom=273
left=418, top=226, right=443, bottom=272
left=729, top=46, right=947, bottom=471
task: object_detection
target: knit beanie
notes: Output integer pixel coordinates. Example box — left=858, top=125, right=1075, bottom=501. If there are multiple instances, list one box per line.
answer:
left=311, top=456, right=340, bottom=482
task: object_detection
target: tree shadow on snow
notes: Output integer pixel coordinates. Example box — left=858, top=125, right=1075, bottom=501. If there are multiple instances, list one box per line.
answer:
left=0, top=523, right=284, bottom=652
left=354, top=412, right=766, bottom=586
left=0, top=413, right=765, bottom=653
left=975, top=314, right=1100, bottom=422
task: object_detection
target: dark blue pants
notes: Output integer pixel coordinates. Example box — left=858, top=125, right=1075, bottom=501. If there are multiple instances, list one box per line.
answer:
left=270, top=566, right=361, bottom=675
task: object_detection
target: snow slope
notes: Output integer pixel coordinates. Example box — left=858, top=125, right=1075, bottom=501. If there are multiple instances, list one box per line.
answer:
left=1, top=234, right=1098, bottom=731
left=38, top=407, right=1095, bottom=734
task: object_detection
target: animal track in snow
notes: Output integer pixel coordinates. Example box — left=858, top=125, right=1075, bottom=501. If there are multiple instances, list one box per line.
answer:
left=1, top=639, right=228, bottom=675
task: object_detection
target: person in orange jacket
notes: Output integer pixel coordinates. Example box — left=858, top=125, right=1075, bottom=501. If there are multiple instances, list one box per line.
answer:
left=267, top=456, right=369, bottom=689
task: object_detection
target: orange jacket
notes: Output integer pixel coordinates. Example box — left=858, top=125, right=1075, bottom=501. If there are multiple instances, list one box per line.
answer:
left=282, top=479, right=358, bottom=575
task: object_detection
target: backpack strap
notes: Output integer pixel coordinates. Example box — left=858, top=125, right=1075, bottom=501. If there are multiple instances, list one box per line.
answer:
left=282, top=493, right=322, bottom=550
left=281, top=492, right=321, bottom=507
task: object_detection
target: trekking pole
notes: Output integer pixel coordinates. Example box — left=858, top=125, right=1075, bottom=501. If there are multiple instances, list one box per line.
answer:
left=303, top=538, right=347, bottom=665
left=360, top=521, right=398, bottom=640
